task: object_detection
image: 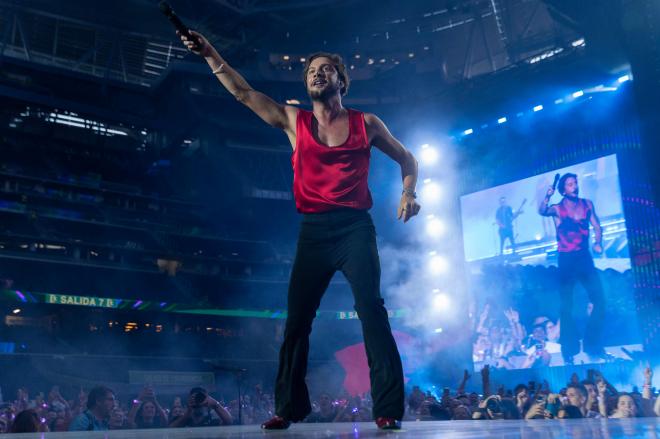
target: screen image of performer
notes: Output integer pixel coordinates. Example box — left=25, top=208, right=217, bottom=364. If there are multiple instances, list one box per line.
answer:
left=178, top=31, right=421, bottom=431
left=495, top=196, right=522, bottom=255
left=538, top=173, right=605, bottom=365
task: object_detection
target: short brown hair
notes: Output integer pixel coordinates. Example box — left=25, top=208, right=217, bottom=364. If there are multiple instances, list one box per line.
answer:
left=302, top=52, right=350, bottom=96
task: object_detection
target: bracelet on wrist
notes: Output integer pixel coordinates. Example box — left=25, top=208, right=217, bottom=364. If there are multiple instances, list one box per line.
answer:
left=402, top=189, right=417, bottom=198
left=212, top=64, right=225, bottom=75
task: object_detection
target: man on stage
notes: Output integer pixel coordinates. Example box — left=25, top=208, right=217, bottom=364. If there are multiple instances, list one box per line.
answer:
left=495, top=196, right=521, bottom=255
left=538, top=173, right=605, bottom=364
left=178, top=31, right=420, bottom=430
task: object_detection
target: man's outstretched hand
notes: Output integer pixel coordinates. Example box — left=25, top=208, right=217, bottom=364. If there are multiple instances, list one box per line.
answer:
left=397, top=193, right=421, bottom=223
left=177, top=30, right=213, bottom=57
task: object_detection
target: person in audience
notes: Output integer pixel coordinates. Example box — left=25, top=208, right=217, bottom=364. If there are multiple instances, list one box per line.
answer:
left=520, top=323, right=560, bottom=369
left=169, top=387, right=232, bottom=428
left=609, top=394, right=639, bottom=418
left=514, top=384, right=531, bottom=416
left=127, top=386, right=168, bottom=429
left=581, top=379, right=598, bottom=413
left=305, top=393, right=338, bottom=423
left=566, top=383, right=600, bottom=418
left=109, top=405, right=127, bottom=430
left=68, top=386, right=115, bottom=431
left=10, top=409, right=46, bottom=433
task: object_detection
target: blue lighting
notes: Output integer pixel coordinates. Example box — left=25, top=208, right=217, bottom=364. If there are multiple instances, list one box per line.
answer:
left=457, top=73, right=626, bottom=138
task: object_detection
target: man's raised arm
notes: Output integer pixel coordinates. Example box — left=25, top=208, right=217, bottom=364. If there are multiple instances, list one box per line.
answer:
left=179, top=31, right=297, bottom=136
left=538, top=186, right=558, bottom=217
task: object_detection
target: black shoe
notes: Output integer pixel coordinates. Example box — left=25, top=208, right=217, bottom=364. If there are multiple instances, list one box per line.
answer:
left=375, top=417, right=401, bottom=430
left=261, top=416, right=291, bottom=430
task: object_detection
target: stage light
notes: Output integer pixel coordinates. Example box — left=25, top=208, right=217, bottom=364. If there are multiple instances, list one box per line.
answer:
left=617, top=74, right=630, bottom=83
left=282, top=55, right=290, bottom=61
left=434, top=327, right=444, bottom=334
left=420, top=144, right=439, bottom=165
left=421, top=181, right=441, bottom=203
left=463, top=128, right=473, bottom=135
left=12, top=308, right=21, bottom=314
left=572, top=90, right=584, bottom=98
left=554, top=98, right=564, bottom=104
left=431, top=293, right=451, bottom=312
left=533, top=105, right=543, bottom=112
left=426, top=218, right=446, bottom=237
left=498, top=117, right=507, bottom=124
left=428, top=255, right=449, bottom=274
left=571, top=38, right=585, bottom=47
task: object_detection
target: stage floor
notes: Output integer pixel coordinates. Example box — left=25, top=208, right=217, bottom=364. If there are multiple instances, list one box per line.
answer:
left=9, top=418, right=659, bottom=438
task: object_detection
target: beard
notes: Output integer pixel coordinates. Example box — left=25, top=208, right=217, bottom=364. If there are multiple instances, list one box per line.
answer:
left=308, top=81, right=340, bottom=101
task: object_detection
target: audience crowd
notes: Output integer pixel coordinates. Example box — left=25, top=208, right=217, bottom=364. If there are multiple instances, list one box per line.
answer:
left=1, top=365, right=658, bottom=433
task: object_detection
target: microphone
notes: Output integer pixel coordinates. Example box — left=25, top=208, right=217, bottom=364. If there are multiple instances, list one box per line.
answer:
left=551, top=173, right=560, bottom=191
left=159, top=1, right=200, bottom=50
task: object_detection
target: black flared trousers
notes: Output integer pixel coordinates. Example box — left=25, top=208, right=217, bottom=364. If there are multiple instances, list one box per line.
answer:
left=274, top=208, right=404, bottom=422
left=558, top=249, right=605, bottom=359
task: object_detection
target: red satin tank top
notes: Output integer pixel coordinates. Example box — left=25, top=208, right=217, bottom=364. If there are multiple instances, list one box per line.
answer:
left=291, top=108, right=373, bottom=213
left=556, top=198, right=592, bottom=252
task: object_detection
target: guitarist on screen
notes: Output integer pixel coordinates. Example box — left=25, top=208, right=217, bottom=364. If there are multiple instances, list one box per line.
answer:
left=495, top=196, right=525, bottom=255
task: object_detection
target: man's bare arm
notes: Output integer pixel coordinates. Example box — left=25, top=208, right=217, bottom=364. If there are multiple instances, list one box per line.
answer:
left=365, top=114, right=417, bottom=190
left=180, top=31, right=297, bottom=137
left=538, top=187, right=558, bottom=217
left=587, top=200, right=602, bottom=246
left=365, top=113, right=420, bottom=222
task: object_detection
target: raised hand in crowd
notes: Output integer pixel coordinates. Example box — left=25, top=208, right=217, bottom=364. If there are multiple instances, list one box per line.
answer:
left=481, top=365, right=491, bottom=397
left=457, top=369, right=471, bottom=394
left=127, top=386, right=168, bottom=429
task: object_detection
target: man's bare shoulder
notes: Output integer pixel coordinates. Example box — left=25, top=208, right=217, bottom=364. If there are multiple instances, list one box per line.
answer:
left=362, top=113, right=387, bottom=141
left=363, top=112, right=383, bottom=127
left=282, top=105, right=300, bottom=132
left=284, top=105, right=300, bottom=119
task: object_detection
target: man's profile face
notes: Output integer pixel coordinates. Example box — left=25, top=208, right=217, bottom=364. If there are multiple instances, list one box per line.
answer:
left=563, top=177, right=579, bottom=197
left=566, top=388, right=585, bottom=408
left=306, top=57, right=341, bottom=101
left=100, top=392, right=116, bottom=417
